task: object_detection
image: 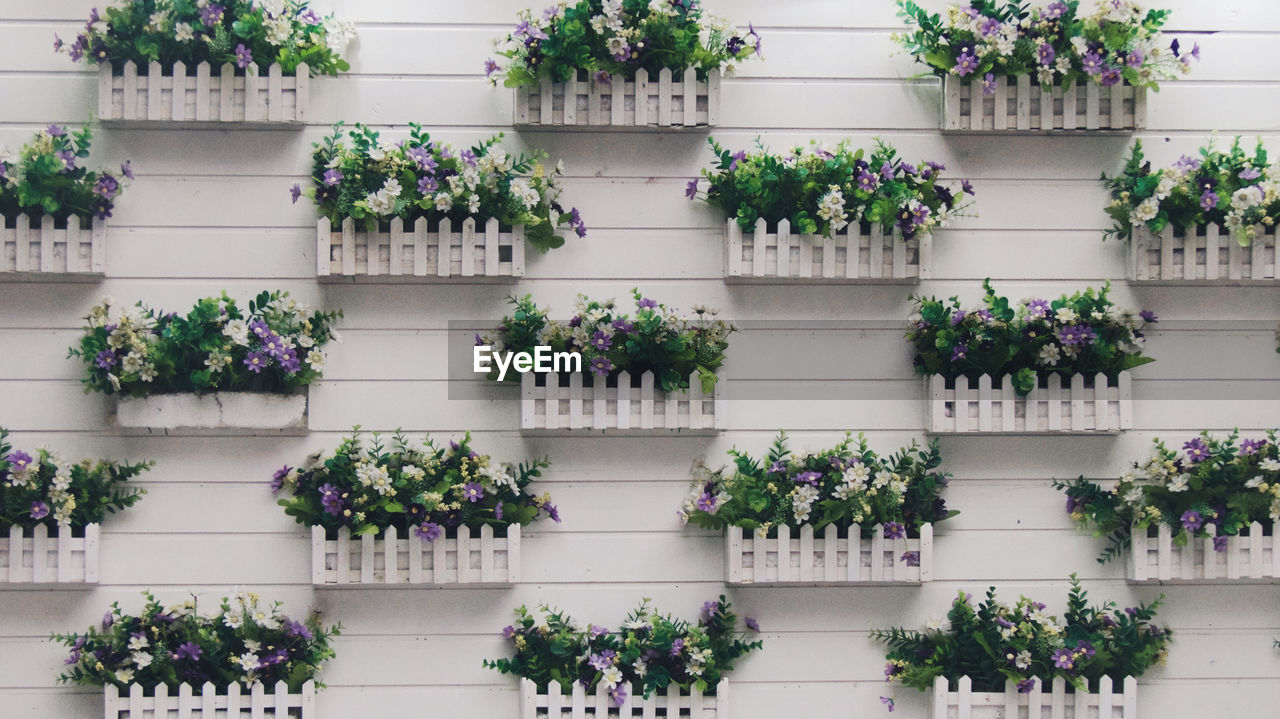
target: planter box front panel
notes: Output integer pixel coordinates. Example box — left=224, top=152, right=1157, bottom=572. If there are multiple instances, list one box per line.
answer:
left=1, top=214, right=105, bottom=277
left=1129, top=224, right=1276, bottom=284
left=1129, top=521, right=1280, bottom=583
left=312, top=524, right=518, bottom=586
left=520, top=678, right=726, bottom=718
left=726, top=523, right=931, bottom=585
left=0, top=524, right=99, bottom=584
left=943, top=75, right=1145, bottom=132
left=520, top=371, right=723, bottom=434
left=317, top=217, right=524, bottom=280
left=515, top=68, right=719, bottom=129
left=115, top=392, right=308, bottom=435
left=105, top=680, right=314, bottom=719
left=930, top=676, right=1136, bottom=719
left=925, top=373, right=1132, bottom=435
left=724, top=218, right=928, bottom=282
left=99, top=61, right=308, bottom=127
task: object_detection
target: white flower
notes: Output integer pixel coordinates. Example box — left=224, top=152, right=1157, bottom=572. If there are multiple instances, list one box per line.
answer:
left=356, top=462, right=393, bottom=495
left=607, top=36, right=628, bottom=57
left=601, top=666, right=623, bottom=687
left=138, top=364, right=157, bottom=383
left=873, top=470, right=893, bottom=489
left=402, top=464, right=426, bottom=481
left=509, top=180, right=540, bottom=211
left=1231, top=186, right=1263, bottom=211
left=306, top=350, right=326, bottom=370
left=115, top=668, right=135, bottom=684
left=434, top=193, right=453, bottom=212
left=132, top=652, right=153, bottom=669
left=127, top=635, right=149, bottom=651
left=121, top=351, right=144, bottom=374
left=924, top=617, right=950, bottom=634
left=1167, top=474, right=1190, bottom=492
left=1015, top=650, right=1032, bottom=670
left=224, top=613, right=244, bottom=630
left=1154, top=175, right=1176, bottom=199
left=1037, top=66, right=1055, bottom=85
left=174, top=22, right=194, bottom=42
left=1130, top=197, right=1159, bottom=224
left=1246, top=475, right=1265, bottom=489
left=1123, top=488, right=1144, bottom=505
left=1261, top=458, right=1280, bottom=472
left=297, top=334, right=315, bottom=349
left=1037, top=343, right=1061, bottom=366
left=238, top=652, right=260, bottom=670
left=1055, top=308, right=1077, bottom=323
left=322, top=18, right=358, bottom=55
left=633, top=658, right=648, bottom=676
left=223, top=319, right=250, bottom=346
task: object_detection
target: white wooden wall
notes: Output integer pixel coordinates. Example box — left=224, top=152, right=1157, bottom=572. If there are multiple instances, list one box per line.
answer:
left=2, top=1, right=1279, bottom=716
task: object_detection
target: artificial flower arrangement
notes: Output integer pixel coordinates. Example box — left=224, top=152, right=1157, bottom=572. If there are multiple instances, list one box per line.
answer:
left=55, top=591, right=338, bottom=694
left=907, top=279, right=1157, bottom=395
left=1103, top=138, right=1278, bottom=246
left=69, top=290, right=340, bottom=397
left=274, top=428, right=558, bottom=539
left=1055, top=431, right=1280, bottom=563
left=484, top=596, right=761, bottom=707
left=57, top=0, right=354, bottom=77
left=1, top=125, right=130, bottom=225
left=482, top=290, right=733, bottom=393
left=691, top=138, right=974, bottom=241
left=874, top=576, right=1171, bottom=694
left=893, top=0, right=1197, bottom=92
left=486, top=1, right=760, bottom=88
left=298, top=122, right=585, bottom=252
left=681, top=432, right=954, bottom=541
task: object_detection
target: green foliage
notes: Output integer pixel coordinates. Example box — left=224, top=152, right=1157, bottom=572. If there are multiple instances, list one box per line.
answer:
left=0, top=125, right=129, bottom=225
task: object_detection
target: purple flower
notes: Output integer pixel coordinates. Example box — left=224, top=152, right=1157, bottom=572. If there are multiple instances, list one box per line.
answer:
left=568, top=208, right=587, bottom=238
left=200, top=3, right=226, bottom=27
left=1181, top=509, right=1204, bottom=533
left=1173, top=155, right=1202, bottom=174
left=1075, top=640, right=1095, bottom=658
left=637, top=297, right=657, bottom=310
left=701, top=600, right=718, bottom=616
left=406, top=146, right=438, bottom=173
left=950, top=345, right=968, bottom=363
left=174, top=641, right=202, bottom=662
left=484, top=59, right=500, bottom=77
left=319, top=483, right=344, bottom=516
left=1044, top=1, right=1067, bottom=19
left=298, top=8, right=321, bottom=25
left=610, top=685, right=628, bottom=707
left=414, top=522, right=443, bottom=542
left=1139, top=309, right=1157, bottom=323
left=1124, top=606, right=1138, bottom=617
left=880, top=161, right=894, bottom=181
left=1126, top=49, right=1145, bottom=68
left=695, top=492, right=717, bottom=512
left=249, top=319, right=270, bottom=338
left=30, top=501, right=50, bottom=520
left=593, top=70, right=611, bottom=86
left=322, top=169, right=343, bottom=186
left=1051, top=648, right=1074, bottom=670
left=1100, top=67, right=1122, bottom=87
left=1017, top=678, right=1036, bottom=693
left=270, top=465, right=292, bottom=494
left=494, top=503, right=503, bottom=521
left=462, top=482, right=483, bottom=503
left=94, top=350, right=116, bottom=369
left=1240, top=167, right=1262, bottom=181
left=954, top=51, right=978, bottom=77
left=53, top=34, right=64, bottom=52
left=1065, top=495, right=1086, bottom=514
left=982, top=72, right=997, bottom=96
left=285, top=620, right=314, bottom=641
left=1200, top=190, right=1219, bottom=211
left=856, top=171, right=877, bottom=192
left=950, top=310, right=967, bottom=327
left=1214, top=535, right=1229, bottom=553
left=1082, top=52, right=1105, bottom=75
left=1240, top=438, right=1266, bottom=455
left=459, top=149, right=478, bottom=169
left=884, top=661, right=901, bottom=679
left=883, top=522, right=905, bottom=540
left=6, top=450, right=34, bottom=472
left=1037, top=43, right=1056, bottom=66
left=234, top=43, right=253, bottom=69
left=1057, top=324, right=1097, bottom=347
left=670, top=638, right=684, bottom=656
left=121, top=161, right=134, bottom=180
left=290, top=183, right=302, bottom=204
left=47, top=124, right=66, bottom=137
left=795, top=471, right=821, bottom=486
left=589, top=356, right=613, bottom=378
left=102, top=612, right=114, bottom=630
left=744, top=616, right=760, bottom=631
left=611, top=319, right=633, bottom=335
left=57, top=150, right=77, bottom=172
left=728, top=150, right=746, bottom=172
left=961, top=178, right=975, bottom=196
left=1183, top=437, right=1209, bottom=463
left=502, top=625, right=517, bottom=639
left=901, top=551, right=920, bottom=566
left=685, top=179, right=699, bottom=199
left=279, top=349, right=301, bottom=374
left=545, top=504, right=561, bottom=523
left=94, top=175, right=120, bottom=199
left=418, top=176, right=439, bottom=194
left=243, top=351, right=270, bottom=373
left=589, top=650, right=616, bottom=671
left=567, top=315, right=582, bottom=328
left=880, top=696, right=895, bottom=712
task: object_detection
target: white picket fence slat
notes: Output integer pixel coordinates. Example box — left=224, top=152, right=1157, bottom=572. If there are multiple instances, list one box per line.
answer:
left=114, top=392, right=309, bottom=435
left=943, top=76, right=1145, bottom=132
left=520, top=678, right=725, bottom=718
left=723, top=218, right=929, bottom=282
left=100, top=61, right=308, bottom=125
left=1128, top=223, right=1276, bottom=283
left=317, top=217, right=524, bottom=279
left=514, top=68, right=719, bottom=129
left=1129, top=521, right=1280, bottom=583
left=0, top=523, right=99, bottom=584
left=520, top=371, right=723, bottom=434
left=929, top=675, right=1136, bottom=719
left=312, top=524, right=518, bottom=586
left=925, top=372, right=1131, bottom=435
left=104, top=680, right=314, bottom=719
left=725, top=523, right=931, bottom=585
left=1, top=214, right=105, bottom=276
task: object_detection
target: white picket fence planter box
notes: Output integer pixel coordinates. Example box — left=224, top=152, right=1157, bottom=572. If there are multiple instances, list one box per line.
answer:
left=1128, top=223, right=1277, bottom=283
left=2, top=214, right=106, bottom=277
left=311, top=524, right=519, bottom=586
left=724, top=218, right=928, bottom=282
left=520, top=371, right=724, bottom=434
left=0, top=523, right=99, bottom=584
left=317, top=217, right=524, bottom=280
left=943, top=75, right=1145, bottom=132
left=925, top=372, right=1132, bottom=435
left=1129, top=521, right=1280, bottom=583
left=104, top=680, right=315, bottom=719
left=520, top=678, right=727, bottom=718
left=930, top=676, right=1136, bottom=719
left=515, top=68, right=720, bottom=129
left=726, top=522, right=932, bottom=585
left=99, top=61, right=308, bottom=126
left=115, top=392, right=308, bottom=434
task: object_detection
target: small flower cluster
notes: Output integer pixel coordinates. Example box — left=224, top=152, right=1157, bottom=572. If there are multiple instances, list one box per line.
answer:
left=680, top=432, right=954, bottom=546
left=1055, top=431, right=1280, bottom=563
left=484, top=597, right=762, bottom=707
left=894, top=0, right=1197, bottom=92
left=57, top=0, right=354, bottom=76
left=0, top=125, right=130, bottom=224
left=907, top=279, right=1157, bottom=395
left=54, top=592, right=337, bottom=692
left=275, top=428, right=558, bottom=538
left=70, top=290, right=341, bottom=397
left=486, top=1, right=760, bottom=88
left=874, top=577, right=1171, bottom=693
left=1103, top=138, right=1278, bottom=246
left=691, top=138, right=974, bottom=240
left=481, top=290, right=733, bottom=393
left=0, top=428, right=149, bottom=532
left=298, top=123, right=584, bottom=253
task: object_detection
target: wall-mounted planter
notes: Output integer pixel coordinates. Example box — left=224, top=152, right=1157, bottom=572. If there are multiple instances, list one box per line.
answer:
left=519, top=678, right=727, bottom=718
left=925, top=372, right=1132, bottom=435
left=724, top=218, right=928, bottom=282
left=519, top=371, right=723, bottom=434
left=114, top=392, right=308, bottom=435
left=316, top=217, right=524, bottom=280
left=514, top=68, right=719, bottom=129
left=943, top=75, right=1145, bottom=132
left=0, top=524, right=99, bottom=584
left=311, top=524, right=519, bottom=587
left=1, top=214, right=105, bottom=278
left=99, top=61, right=308, bottom=127
left=1128, top=224, right=1276, bottom=284
left=104, top=680, right=315, bottom=719
left=726, top=523, right=931, bottom=585
left=1129, top=521, right=1280, bottom=583
left=929, top=676, right=1136, bottom=719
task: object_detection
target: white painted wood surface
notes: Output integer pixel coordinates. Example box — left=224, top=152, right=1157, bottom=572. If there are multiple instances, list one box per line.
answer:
left=1130, top=521, right=1280, bottom=583
left=520, top=371, right=723, bottom=434
left=726, top=523, right=931, bottom=585
left=926, top=373, right=1132, bottom=435
left=114, top=392, right=308, bottom=434
left=514, top=68, right=718, bottom=129
left=930, top=675, right=1136, bottom=719
left=0, top=524, right=99, bottom=584
left=99, top=61, right=307, bottom=126
left=312, top=523, right=518, bottom=586
left=318, top=217, right=525, bottom=279
left=944, top=75, right=1146, bottom=132
left=1, top=214, right=105, bottom=276
left=1129, top=224, right=1277, bottom=283
left=103, top=680, right=314, bottom=719
left=520, top=678, right=726, bottom=718
left=724, top=218, right=929, bottom=282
